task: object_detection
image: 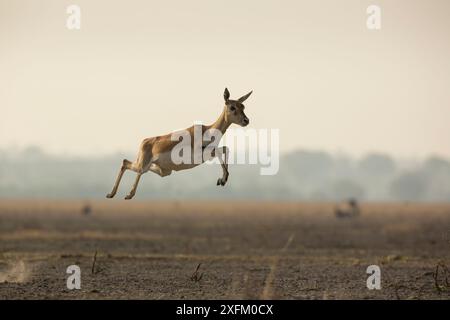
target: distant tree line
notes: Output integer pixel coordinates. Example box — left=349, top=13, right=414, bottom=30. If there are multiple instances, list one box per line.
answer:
left=0, top=146, right=449, bottom=202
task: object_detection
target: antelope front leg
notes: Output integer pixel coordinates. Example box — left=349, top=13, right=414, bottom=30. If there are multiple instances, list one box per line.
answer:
left=107, top=159, right=131, bottom=198
left=216, top=146, right=229, bottom=186
left=125, top=172, right=142, bottom=200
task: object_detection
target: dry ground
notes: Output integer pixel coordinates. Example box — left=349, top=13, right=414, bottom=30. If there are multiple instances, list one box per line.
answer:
left=0, top=200, right=449, bottom=299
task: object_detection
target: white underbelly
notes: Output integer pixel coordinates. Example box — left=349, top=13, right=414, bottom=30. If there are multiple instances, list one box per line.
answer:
left=154, top=151, right=201, bottom=171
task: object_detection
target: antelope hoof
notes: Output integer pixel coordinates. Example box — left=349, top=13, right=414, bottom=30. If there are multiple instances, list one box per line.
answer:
left=106, top=193, right=114, bottom=199
left=216, top=178, right=226, bottom=186
left=124, top=194, right=134, bottom=200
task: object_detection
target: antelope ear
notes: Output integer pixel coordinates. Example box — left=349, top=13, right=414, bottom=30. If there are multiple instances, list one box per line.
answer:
left=238, top=90, right=253, bottom=103
left=224, top=88, right=230, bottom=102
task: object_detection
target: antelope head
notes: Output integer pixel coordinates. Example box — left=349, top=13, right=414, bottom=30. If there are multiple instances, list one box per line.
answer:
left=223, top=88, right=252, bottom=127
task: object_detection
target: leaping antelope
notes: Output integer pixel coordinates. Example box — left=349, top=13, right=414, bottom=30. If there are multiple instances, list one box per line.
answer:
left=106, top=88, right=253, bottom=200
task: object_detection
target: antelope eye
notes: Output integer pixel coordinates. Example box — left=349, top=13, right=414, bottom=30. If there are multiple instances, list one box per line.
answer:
left=230, top=106, right=236, bottom=111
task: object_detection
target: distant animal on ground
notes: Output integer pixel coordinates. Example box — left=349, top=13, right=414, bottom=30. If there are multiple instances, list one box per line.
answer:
left=81, top=203, right=92, bottom=215
left=106, top=88, right=253, bottom=200
left=334, top=198, right=360, bottom=218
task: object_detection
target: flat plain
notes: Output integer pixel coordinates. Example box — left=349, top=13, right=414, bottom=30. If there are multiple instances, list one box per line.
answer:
left=0, top=200, right=449, bottom=299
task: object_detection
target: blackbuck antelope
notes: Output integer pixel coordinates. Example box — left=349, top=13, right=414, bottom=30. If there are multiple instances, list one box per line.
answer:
left=106, top=88, right=253, bottom=200
left=334, top=199, right=361, bottom=218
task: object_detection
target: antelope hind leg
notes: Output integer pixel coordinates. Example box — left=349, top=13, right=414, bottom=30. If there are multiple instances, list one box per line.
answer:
left=125, top=172, right=142, bottom=200
left=106, top=159, right=132, bottom=198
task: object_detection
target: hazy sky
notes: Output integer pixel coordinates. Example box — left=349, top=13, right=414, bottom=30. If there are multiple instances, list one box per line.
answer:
left=1, top=0, right=449, bottom=158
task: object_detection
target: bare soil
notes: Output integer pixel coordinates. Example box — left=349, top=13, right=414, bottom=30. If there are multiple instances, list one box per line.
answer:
left=0, top=200, right=449, bottom=299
